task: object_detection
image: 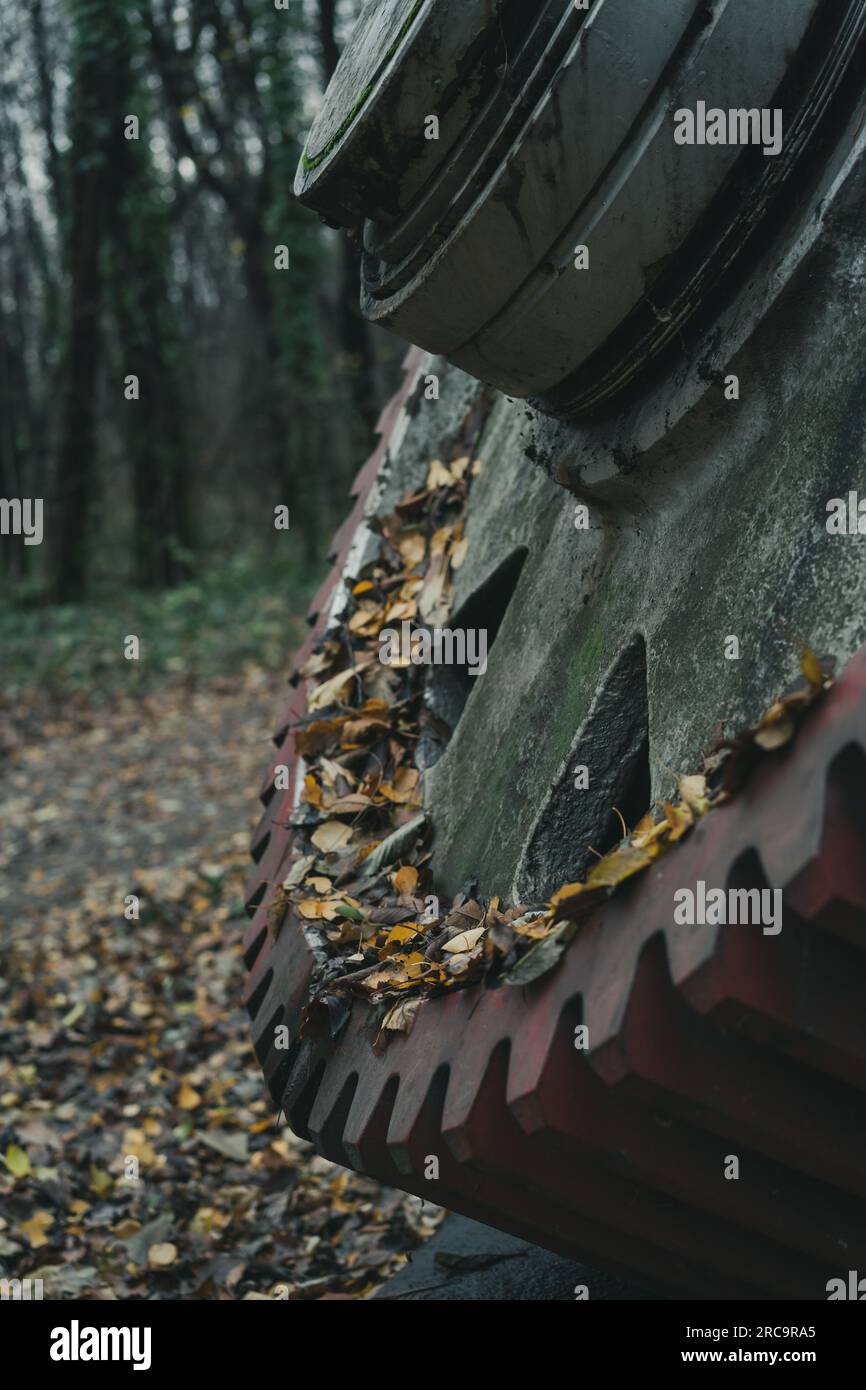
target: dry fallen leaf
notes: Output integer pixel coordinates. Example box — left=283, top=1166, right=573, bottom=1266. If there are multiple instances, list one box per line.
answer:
left=307, top=659, right=373, bottom=713
left=3, top=1144, right=31, bottom=1180
left=442, top=926, right=485, bottom=954
left=426, top=459, right=452, bottom=489
left=89, top=1167, right=113, bottom=1196
left=304, top=876, right=333, bottom=894
left=393, top=865, right=419, bottom=895
left=382, top=925, right=422, bottom=953
left=349, top=604, right=384, bottom=637
left=380, top=766, right=421, bottom=805
left=585, top=842, right=658, bottom=889
left=310, top=820, right=354, bottom=853
left=398, top=532, right=426, bottom=569
left=298, top=897, right=337, bottom=920
left=502, top=921, right=575, bottom=987
left=176, top=1081, right=202, bottom=1111
left=327, top=792, right=374, bottom=815
left=678, top=773, right=710, bottom=815
left=662, top=801, right=693, bottom=844
left=283, top=855, right=316, bottom=890
left=381, top=997, right=422, bottom=1035
left=267, top=889, right=290, bottom=941
left=800, top=645, right=826, bottom=691
left=147, top=1242, right=178, bottom=1268
left=341, top=714, right=391, bottom=744
left=18, top=1210, right=54, bottom=1248
left=294, top=718, right=347, bottom=756
left=450, top=535, right=469, bottom=569
left=753, top=702, right=796, bottom=751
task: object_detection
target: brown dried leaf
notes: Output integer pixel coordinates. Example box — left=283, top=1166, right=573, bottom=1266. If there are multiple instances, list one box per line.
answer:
left=304, top=876, right=333, bottom=894
left=442, top=926, right=484, bottom=954
left=678, top=774, right=710, bottom=815
left=341, top=715, right=391, bottom=745
left=310, top=820, right=354, bottom=853
left=800, top=645, right=827, bottom=691
left=381, top=997, right=422, bottom=1036
left=398, top=532, right=426, bottom=569
left=298, top=898, right=333, bottom=920
left=380, top=767, right=421, bottom=805
left=426, top=459, right=452, bottom=490
left=753, top=702, right=796, bottom=751
left=307, top=659, right=373, bottom=713
left=327, top=793, right=373, bottom=816
left=283, top=854, right=315, bottom=890
left=294, top=718, right=347, bottom=757
left=393, top=865, right=419, bottom=895
left=147, top=1242, right=178, bottom=1268
left=585, top=842, right=658, bottom=889
left=662, top=801, right=693, bottom=843
left=382, top=925, right=422, bottom=954
left=176, top=1081, right=202, bottom=1111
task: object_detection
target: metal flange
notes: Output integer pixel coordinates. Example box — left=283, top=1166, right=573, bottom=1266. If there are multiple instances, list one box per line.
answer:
left=295, top=0, right=866, bottom=413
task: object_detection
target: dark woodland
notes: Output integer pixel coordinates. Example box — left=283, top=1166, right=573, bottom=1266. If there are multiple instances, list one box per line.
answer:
left=0, top=0, right=394, bottom=611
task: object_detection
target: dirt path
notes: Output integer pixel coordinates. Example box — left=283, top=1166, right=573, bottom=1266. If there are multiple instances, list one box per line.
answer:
left=0, top=670, right=278, bottom=915
left=0, top=672, right=440, bottom=1299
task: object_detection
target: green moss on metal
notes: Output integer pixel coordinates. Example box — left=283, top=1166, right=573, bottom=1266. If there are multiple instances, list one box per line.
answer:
left=301, top=0, right=426, bottom=173
left=556, top=620, right=608, bottom=766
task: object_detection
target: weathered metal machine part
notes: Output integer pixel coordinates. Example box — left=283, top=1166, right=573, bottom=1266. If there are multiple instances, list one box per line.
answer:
left=246, top=0, right=866, bottom=1296
left=295, top=0, right=866, bottom=413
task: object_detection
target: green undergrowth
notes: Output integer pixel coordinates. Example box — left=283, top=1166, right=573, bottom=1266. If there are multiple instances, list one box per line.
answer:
left=0, top=547, right=323, bottom=704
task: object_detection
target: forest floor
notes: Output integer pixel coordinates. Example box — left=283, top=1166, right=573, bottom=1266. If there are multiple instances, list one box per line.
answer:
left=0, top=575, right=442, bottom=1300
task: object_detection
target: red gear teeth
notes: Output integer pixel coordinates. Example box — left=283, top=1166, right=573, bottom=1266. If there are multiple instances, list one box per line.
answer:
left=244, top=358, right=866, bottom=1297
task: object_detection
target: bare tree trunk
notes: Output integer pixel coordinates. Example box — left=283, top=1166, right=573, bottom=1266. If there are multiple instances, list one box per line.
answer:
left=53, top=141, right=104, bottom=601
left=53, top=1, right=132, bottom=601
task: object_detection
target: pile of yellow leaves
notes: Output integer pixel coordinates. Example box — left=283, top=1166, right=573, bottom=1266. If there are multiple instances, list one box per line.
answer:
left=277, top=439, right=834, bottom=1044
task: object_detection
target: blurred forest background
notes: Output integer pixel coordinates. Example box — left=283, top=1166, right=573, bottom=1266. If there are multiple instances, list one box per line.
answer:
left=0, top=5, right=441, bottom=1298
left=0, top=0, right=398, bottom=692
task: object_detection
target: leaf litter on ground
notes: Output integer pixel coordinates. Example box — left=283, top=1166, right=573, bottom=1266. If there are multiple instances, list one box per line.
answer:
left=0, top=670, right=442, bottom=1299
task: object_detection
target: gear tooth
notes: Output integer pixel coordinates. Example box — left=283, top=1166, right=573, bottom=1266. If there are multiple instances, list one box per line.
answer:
left=243, top=927, right=272, bottom=998
left=280, top=1038, right=330, bottom=1137
left=249, top=801, right=276, bottom=863
left=242, top=905, right=270, bottom=963
left=244, top=955, right=275, bottom=1021
left=385, top=1062, right=449, bottom=1178
left=247, top=822, right=293, bottom=889
left=441, top=1026, right=524, bottom=1158
left=253, top=1004, right=294, bottom=1106
left=450, top=1043, right=829, bottom=1297
left=308, top=1072, right=359, bottom=1164
left=610, top=935, right=866, bottom=1199
left=532, top=1003, right=866, bottom=1267
left=242, top=928, right=268, bottom=977
left=342, top=1073, right=400, bottom=1174
left=326, top=506, right=362, bottom=565
left=508, top=996, right=585, bottom=1135
left=442, top=1039, right=510, bottom=1164
left=788, top=743, right=866, bottom=929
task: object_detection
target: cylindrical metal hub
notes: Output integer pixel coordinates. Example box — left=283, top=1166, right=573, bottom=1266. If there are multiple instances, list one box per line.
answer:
left=296, top=0, right=866, bottom=414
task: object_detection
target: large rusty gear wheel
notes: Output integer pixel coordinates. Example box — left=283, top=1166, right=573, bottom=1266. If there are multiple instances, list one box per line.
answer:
left=242, top=346, right=866, bottom=1299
